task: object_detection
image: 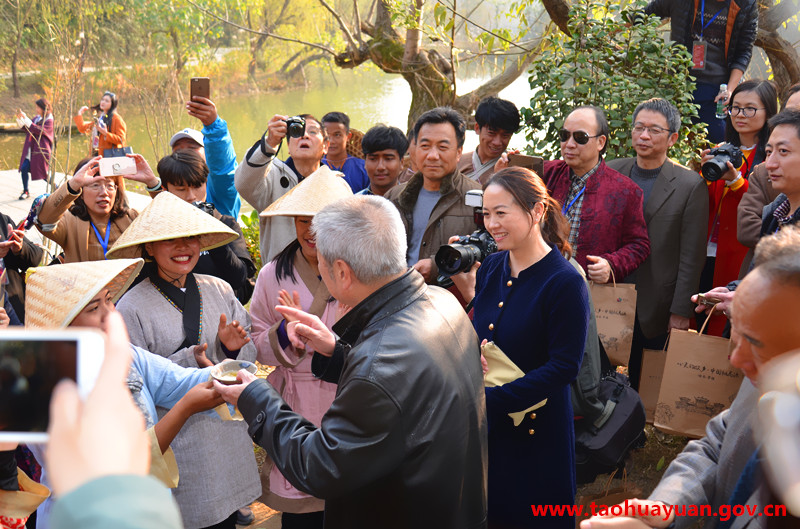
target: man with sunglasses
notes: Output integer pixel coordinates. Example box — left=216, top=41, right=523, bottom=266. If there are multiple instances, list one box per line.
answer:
left=543, top=106, right=650, bottom=285
left=606, top=99, right=708, bottom=389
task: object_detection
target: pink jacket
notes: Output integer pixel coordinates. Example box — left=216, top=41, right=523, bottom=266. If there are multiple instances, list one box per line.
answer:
left=250, top=251, right=338, bottom=509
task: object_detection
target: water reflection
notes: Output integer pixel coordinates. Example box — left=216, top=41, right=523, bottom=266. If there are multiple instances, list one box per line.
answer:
left=1, top=67, right=532, bottom=171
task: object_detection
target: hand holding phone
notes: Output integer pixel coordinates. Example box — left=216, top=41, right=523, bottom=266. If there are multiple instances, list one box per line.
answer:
left=190, top=77, right=210, bottom=101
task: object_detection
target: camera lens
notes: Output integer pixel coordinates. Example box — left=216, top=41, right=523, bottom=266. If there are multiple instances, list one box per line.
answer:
left=701, top=157, right=726, bottom=182
left=287, top=122, right=304, bottom=138
left=435, top=244, right=481, bottom=276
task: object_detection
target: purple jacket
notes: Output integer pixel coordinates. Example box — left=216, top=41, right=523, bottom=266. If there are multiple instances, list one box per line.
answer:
left=19, top=115, right=54, bottom=181
left=543, top=159, right=650, bottom=279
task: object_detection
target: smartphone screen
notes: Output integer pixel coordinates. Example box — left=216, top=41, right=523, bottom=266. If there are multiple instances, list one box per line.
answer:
left=190, top=77, right=210, bottom=101
left=0, top=330, right=104, bottom=442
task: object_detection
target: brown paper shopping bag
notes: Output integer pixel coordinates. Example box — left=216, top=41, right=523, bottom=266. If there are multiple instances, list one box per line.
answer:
left=590, top=270, right=637, bottom=366
left=640, top=348, right=668, bottom=424
left=654, top=310, right=743, bottom=438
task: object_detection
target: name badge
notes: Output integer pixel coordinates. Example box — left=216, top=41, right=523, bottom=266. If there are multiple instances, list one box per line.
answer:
left=692, top=40, right=707, bottom=70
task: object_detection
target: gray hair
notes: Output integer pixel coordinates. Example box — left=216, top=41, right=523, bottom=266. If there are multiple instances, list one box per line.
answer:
left=312, top=196, right=408, bottom=284
left=632, top=98, right=681, bottom=134
left=753, top=225, right=800, bottom=288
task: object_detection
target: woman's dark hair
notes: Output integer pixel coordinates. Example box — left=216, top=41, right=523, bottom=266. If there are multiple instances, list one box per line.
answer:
left=91, top=91, right=119, bottom=123
left=157, top=149, right=208, bottom=188
left=35, top=98, right=51, bottom=114
left=273, top=239, right=302, bottom=282
left=484, top=167, right=572, bottom=256
left=68, top=156, right=130, bottom=222
left=725, top=80, right=778, bottom=158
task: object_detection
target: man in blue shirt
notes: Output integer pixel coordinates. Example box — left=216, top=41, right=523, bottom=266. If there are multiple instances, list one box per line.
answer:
left=170, top=96, right=242, bottom=219
left=357, top=125, right=409, bottom=197
left=321, top=111, right=370, bottom=192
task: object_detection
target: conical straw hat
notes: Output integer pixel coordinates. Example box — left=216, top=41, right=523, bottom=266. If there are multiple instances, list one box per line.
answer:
left=25, top=258, right=144, bottom=328
left=260, top=165, right=353, bottom=217
left=106, top=191, right=238, bottom=259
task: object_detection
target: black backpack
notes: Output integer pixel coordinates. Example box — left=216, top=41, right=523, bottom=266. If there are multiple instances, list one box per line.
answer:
left=575, top=366, right=646, bottom=484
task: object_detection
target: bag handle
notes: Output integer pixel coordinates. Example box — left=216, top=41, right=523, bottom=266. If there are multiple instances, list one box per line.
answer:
left=697, top=303, right=718, bottom=336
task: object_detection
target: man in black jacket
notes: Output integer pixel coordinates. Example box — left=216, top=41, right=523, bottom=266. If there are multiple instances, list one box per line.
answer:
left=215, top=195, right=488, bottom=529
left=644, top=0, right=758, bottom=142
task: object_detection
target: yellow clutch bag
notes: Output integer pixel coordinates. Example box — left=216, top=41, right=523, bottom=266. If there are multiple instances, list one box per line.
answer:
left=482, top=341, right=547, bottom=426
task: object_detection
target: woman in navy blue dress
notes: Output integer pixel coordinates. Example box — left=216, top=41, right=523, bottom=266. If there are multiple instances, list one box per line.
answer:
left=454, top=167, right=590, bottom=528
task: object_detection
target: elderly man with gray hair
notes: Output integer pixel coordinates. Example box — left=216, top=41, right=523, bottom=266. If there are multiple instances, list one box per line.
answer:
left=214, top=195, right=488, bottom=529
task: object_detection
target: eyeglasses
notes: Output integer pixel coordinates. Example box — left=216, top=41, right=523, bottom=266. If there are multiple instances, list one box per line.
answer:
left=727, top=106, right=764, bottom=118
left=632, top=124, right=671, bottom=136
left=559, top=129, right=602, bottom=144
left=85, top=181, right=118, bottom=192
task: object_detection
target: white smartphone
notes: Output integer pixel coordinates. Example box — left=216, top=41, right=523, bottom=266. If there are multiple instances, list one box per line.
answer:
left=99, top=156, right=137, bottom=177
left=0, top=328, right=105, bottom=444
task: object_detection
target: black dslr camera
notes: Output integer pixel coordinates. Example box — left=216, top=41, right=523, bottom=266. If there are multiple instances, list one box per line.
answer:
left=435, top=190, right=497, bottom=285
left=193, top=201, right=216, bottom=215
left=284, top=116, right=306, bottom=139
left=701, top=143, right=743, bottom=182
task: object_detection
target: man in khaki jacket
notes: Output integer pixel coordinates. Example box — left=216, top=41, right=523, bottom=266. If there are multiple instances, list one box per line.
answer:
left=606, top=98, right=707, bottom=389
left=385, top=107, right=481, bottom=284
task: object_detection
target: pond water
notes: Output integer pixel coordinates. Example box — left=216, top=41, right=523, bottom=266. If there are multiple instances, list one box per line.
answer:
left=0, top=66, right=533, bottom=175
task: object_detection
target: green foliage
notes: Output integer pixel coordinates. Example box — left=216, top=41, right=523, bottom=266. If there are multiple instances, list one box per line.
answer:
left=521, top=0, right=708, bottom=166
left=240, top=209, right=263, bottom=274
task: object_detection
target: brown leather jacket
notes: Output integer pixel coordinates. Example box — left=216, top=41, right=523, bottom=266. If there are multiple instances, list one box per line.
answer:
left=384, top=170, right=481, bottom=281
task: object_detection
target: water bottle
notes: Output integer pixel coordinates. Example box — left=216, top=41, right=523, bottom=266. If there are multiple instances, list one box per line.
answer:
left=715, top=84, right=728, bottom=120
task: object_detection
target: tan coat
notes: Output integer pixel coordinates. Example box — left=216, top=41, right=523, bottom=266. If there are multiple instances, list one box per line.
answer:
left=736, top=163, right=779, bottom=275
left=385, top=170, right=481, bottom=282
left=37, top=180, right=137, bottom=263
left=606, top=158, right=708, bottom=338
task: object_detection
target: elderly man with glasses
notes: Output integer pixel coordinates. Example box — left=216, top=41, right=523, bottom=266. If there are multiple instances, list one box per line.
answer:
left=606, top=98, right=708, bottom=389
left=543, top=105, right=650, bottom=285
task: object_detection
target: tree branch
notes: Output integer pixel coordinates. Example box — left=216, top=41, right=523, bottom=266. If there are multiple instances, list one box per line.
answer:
left=403, top=0, right=424, bottom=68
left=437, top=1, right=533, bottom=52
left=761, top=0, right=799, bottom=30
left=185, top=0, right=337, bottom=55
left=353, top=0, right=364, bottom=45
left=317, top=0, right=359, bottom=51
left=541, top=0, right=571, bottom=35
left=454, top=51, right=538, bottom=112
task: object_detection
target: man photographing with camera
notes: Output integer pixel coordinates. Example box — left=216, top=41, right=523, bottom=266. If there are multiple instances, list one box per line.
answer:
left=235, top=113, right=329, bottom=264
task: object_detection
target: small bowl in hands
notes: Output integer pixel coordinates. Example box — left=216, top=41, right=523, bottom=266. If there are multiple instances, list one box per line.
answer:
left=210, top=359, right=258, bottom=385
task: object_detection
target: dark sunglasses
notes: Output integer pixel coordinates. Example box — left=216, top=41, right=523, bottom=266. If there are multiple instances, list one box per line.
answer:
left=559, top=129, right=602, bottom=144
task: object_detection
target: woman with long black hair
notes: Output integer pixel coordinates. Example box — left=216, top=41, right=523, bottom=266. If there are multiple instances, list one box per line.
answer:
left=73, top=91, right=127, bottom=156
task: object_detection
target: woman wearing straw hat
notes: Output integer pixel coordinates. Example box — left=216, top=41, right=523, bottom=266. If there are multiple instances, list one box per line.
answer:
left=110, top=191, right=260, bottom=529
left=249, top=165, right=351, bottom=528
left=36, top=155, right=160, bottom=263
left=23, top=258, right=226, bottom=528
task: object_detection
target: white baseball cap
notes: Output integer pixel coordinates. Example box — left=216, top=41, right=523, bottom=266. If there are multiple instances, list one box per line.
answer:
left=169, top=127, right=204, bottom=148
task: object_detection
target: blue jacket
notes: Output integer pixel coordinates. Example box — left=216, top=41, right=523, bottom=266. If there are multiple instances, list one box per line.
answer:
left=203, top=117, right=242, bottom=219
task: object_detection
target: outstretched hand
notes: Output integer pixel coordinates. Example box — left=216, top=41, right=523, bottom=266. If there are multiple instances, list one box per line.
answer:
left=218, top=314, right=251, bottom=352
left=69, top=156, right=103, bottom=189
left=275, top=305, right=336, bottom=356
left=186, top=96, right=219, bottom=127
left=277, top=290, right=302, bottom=321
left=124, top=154, right=160, bottom=188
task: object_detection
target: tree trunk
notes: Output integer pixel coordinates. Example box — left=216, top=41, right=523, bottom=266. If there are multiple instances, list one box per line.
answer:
left=12, top=46, right=20, bottom=98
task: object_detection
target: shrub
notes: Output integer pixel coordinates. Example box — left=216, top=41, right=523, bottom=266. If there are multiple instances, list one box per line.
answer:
left=521, top=0, right=708, bottom=166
